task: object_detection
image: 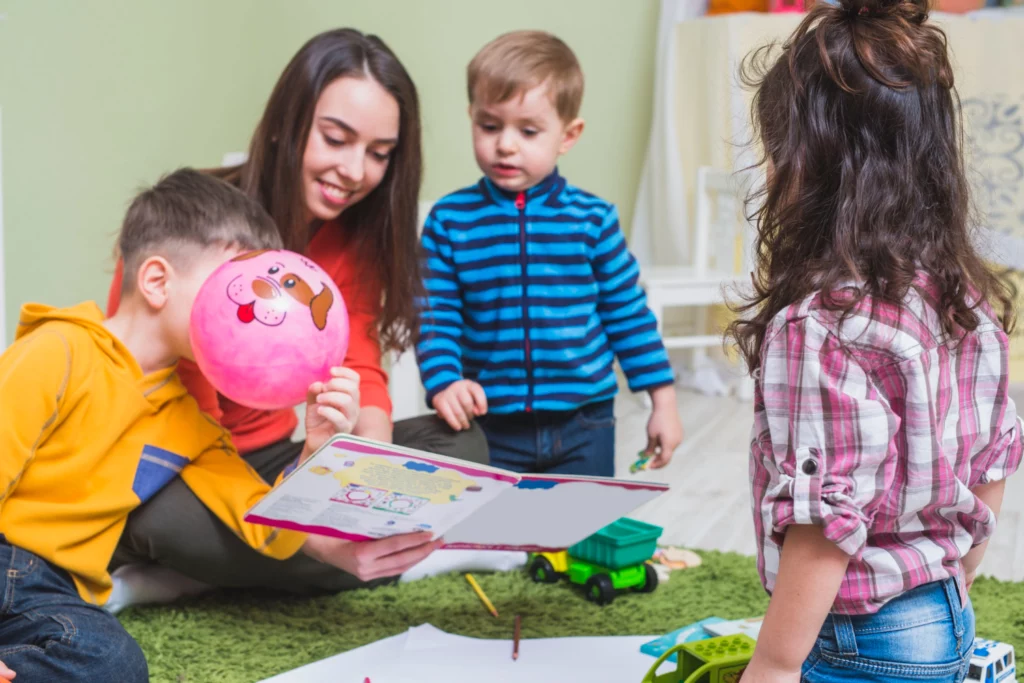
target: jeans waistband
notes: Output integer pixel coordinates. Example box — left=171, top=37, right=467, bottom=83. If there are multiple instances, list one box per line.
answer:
left=489, top=399, right=614, bottom=426
left=827, top=578, right=966, bottom=655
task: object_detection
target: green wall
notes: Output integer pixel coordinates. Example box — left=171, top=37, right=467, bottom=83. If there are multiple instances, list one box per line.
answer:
left=0, top=0, right=659, bottom=343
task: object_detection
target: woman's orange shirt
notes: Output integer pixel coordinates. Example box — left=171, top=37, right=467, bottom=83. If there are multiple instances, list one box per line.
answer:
left=107, top=221, right=392, bottom=454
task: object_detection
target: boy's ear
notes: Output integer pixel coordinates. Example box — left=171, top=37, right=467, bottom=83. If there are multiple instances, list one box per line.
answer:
left=136, top=256, right=173, bottom=310
left=558, top=118, right=585, bottom=155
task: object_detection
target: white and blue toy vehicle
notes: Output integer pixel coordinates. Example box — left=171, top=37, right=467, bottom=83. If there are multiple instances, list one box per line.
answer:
left=967, top=638, right=1016, bottom=683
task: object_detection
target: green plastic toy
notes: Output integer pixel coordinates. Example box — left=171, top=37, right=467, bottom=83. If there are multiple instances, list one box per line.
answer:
left=630, top=453, right=652, bottom=473
left=528, top=517, right=662, bottom=605
left=641, top=634, right=755, bottom=683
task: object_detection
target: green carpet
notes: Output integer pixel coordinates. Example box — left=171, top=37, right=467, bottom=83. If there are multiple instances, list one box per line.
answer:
left=119, top=551, right=1024, bottom=683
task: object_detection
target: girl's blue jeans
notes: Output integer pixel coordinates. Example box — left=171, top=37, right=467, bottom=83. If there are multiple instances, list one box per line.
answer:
left=802, top=578, right=975, bottom=682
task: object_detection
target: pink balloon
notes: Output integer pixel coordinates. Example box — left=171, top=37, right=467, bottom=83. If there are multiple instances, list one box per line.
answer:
left=189, top=249, right=349, bottom=410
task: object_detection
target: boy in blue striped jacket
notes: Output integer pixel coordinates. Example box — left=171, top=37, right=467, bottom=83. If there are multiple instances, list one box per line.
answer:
left=415, top=30, right=684, bottom=476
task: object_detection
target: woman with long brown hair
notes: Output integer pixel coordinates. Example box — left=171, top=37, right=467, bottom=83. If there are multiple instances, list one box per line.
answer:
left=105, top=28, right=489, bottom=603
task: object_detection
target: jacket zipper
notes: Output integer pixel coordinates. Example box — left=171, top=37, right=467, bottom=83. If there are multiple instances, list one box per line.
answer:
left=516, top=191, right=533, bottom=413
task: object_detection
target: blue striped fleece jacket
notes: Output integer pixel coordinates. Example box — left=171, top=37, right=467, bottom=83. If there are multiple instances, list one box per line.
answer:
left=415, top=170, right=675, bottom=414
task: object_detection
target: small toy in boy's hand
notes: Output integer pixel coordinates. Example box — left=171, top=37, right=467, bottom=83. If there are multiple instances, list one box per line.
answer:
left=630, top=452, right=652, bottom=474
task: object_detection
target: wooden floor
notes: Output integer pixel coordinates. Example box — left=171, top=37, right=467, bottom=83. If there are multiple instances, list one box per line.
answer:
left=614, top=385, right=1024, bottom=583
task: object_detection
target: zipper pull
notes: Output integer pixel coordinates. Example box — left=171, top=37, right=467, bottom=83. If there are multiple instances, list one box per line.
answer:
left=515, top=191, right=526, bottom=210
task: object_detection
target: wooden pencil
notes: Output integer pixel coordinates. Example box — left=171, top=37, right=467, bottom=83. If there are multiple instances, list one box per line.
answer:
left=513, top=614, right=521, bottom=661
left=465, top=573, right=499, bottom=618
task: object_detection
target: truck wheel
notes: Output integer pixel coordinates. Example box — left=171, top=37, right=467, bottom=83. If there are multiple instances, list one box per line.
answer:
left=636, top=563, right=659, bottom=593
left=529, top=556, right=559, bottom=584
left=585, top=574, right=615, bottom=606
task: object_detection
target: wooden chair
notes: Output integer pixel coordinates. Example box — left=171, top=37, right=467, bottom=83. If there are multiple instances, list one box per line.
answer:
left=639, top=167, right=755, bottom=399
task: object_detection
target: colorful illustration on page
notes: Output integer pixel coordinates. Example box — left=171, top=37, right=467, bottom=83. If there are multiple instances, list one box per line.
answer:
left=330, top=456, right=483, bottom=513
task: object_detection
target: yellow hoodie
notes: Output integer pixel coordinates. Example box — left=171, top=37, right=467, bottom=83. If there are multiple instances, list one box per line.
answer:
left=0, top=302, right=306, bottom=604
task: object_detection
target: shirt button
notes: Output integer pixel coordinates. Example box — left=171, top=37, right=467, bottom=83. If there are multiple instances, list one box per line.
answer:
left=802, top=459, right=818, bottom=475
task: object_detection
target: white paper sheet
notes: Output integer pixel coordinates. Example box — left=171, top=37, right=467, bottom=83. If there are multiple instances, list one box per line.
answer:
left=390, top=625, right=667, bottom=683
left=258, top=630, right=408, bottom=683
left=260, top=624, right=673, bottom=683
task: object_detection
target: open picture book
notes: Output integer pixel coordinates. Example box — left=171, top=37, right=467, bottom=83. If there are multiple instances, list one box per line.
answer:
left=245, top=434, right=669, bottom=551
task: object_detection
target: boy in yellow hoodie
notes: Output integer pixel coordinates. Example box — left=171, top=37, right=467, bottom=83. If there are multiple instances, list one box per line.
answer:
left=0, top=169, right=441, bottom=682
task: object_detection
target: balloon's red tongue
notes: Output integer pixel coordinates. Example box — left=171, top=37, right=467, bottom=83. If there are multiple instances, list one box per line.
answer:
left=237, top=302, right=256, bottom=323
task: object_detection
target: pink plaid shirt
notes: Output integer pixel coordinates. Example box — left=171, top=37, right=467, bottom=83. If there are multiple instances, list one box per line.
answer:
left=750, top=277, right=1023, bottom=614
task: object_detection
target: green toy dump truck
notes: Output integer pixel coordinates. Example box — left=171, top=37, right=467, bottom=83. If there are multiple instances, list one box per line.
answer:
left=528, top=517, right=662, bottom=606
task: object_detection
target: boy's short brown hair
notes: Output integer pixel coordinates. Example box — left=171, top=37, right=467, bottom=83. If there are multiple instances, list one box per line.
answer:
left=467, top=30, right=584, bottom=123
left=118, top=168, right=283, bottom=294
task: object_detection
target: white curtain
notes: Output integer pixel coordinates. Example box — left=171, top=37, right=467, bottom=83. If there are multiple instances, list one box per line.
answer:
left=631, top=0, right=708, bottom=267
left=631, top=6, right=1024, bottom=270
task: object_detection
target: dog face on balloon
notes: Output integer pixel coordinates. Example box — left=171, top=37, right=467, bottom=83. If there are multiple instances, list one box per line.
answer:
left=225, top=250, right=335, bottom=330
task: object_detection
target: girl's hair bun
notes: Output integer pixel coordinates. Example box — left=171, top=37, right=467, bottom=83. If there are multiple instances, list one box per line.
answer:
left=838, top=0, right=928, bottom=23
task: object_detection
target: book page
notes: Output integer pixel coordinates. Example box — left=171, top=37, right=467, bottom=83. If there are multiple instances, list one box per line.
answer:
left=245, top=435, right=518, bottom=541
left=442, top=474, right=668, bottom=550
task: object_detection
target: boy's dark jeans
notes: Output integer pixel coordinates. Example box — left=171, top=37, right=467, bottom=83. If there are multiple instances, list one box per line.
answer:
left=0, top=539, right=147, bottom=682
left=479, top=399, right=616, bottom=476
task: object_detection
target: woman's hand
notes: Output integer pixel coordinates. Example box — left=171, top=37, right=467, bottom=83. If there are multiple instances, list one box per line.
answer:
left=302, top=367, right=361, bottom=460
left=302, top=532, right=443, bottom=582
left=0, top=660, right=15, bottom=680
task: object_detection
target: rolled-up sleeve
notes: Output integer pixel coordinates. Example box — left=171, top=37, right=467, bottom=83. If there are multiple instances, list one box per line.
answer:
left=757, top=316, right=895, bottom=558
left=976, top=414, right=1024, bottom=486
